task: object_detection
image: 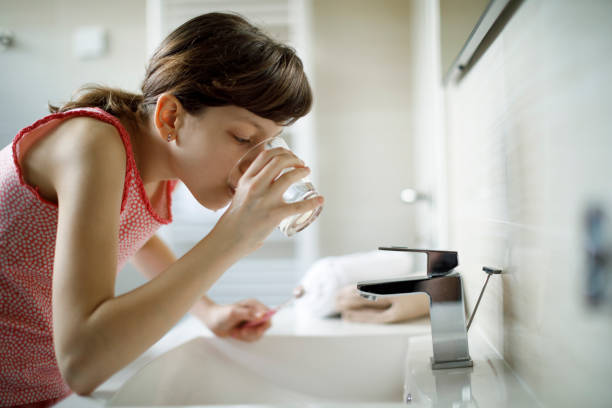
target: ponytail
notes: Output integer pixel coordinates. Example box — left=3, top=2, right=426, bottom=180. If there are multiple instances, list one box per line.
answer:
left=49, top=84, right=145, bottom=126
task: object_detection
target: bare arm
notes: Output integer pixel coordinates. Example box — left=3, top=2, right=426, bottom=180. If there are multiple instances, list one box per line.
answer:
left=131, top=234, right=272, bottom=339
left=130, top=234, right=217, bottom=317
left=50, top=122, right=242, bottom=395
left=48, top=119, right=321, bottom=395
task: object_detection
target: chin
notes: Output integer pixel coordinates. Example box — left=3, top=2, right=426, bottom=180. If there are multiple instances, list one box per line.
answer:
left=208, top=201, right=231, bottom=212
left=194, top=194, right=231, bottom=211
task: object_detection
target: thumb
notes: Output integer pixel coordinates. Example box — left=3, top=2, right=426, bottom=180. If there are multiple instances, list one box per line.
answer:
left=229, top=305, right=256, bottom=324
left=239, top=299, right=270, bottom=316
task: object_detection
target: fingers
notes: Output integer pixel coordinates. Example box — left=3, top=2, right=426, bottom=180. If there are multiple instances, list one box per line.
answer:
left=336, top=285, right=392, bottom=311
left=228, top=304, right=255, bottom=324
left=243, top=147, right=304, bottom=182
left=277, top=195, right=324, bottom=219
left=237, top=298, right=272, bottom=324
left=231, top=316, right=272, bottom=342
left=251, top=154, right=307, bottom=194
left=387, top=293, right=430, bottom=321
left=239, top=298, right=271, bottom=313
left=335, top=285, right=393, bottom=324
left=341, top=308, right=394, bottom=324
left=232, top=146, right=323, bottom=219
left=269, top=166, right=312, bottom=197
left=242, top=310, right=275, bottom=328
left=225, top=298, right=274, bottom=342
left=341, top=294, right=431, bottom=324
left=204, top=299, right=275, bottom=342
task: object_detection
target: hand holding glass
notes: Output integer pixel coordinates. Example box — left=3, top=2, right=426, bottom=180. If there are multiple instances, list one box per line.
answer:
left=227, top=137, right=322, bottom=236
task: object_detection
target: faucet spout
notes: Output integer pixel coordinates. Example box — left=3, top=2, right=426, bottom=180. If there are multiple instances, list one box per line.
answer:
left=357, top=273, right=473, bottom=370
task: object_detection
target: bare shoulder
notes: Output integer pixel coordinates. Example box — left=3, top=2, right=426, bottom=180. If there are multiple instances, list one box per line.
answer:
left=51, top=116, right=125, bottom=158
left=23, top=115, right=127, bottom=203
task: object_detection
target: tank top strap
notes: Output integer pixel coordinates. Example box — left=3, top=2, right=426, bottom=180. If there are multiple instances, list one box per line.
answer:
left=11, top=107, right=137, bottom=212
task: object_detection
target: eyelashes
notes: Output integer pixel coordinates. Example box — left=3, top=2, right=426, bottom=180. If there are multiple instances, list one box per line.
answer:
left=231, top=133, right=251, bottom=144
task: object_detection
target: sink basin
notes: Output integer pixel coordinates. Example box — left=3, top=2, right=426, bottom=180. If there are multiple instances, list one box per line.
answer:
left=109, top=334, right=412, bottom=406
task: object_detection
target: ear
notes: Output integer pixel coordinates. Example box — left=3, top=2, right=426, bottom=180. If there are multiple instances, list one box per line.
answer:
left=154, top=93, right=184, bottom=142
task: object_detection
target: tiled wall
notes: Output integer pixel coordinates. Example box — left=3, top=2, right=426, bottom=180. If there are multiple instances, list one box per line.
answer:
left=444, top=1, right=612, bottom=406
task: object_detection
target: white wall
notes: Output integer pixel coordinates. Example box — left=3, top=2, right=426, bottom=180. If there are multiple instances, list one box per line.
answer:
left=312, top=0, right=419, bottom=257
left=443, top=1, right=612, bottom=406
left=0, top=0, right=147, bottom=145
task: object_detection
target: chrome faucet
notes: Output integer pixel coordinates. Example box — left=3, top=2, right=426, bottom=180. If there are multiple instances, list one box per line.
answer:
left=357, top=247, right=473, bottom=369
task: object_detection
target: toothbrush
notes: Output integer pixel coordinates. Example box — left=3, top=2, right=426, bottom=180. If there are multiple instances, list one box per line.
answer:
left=243, top=285, right=305, bottom=328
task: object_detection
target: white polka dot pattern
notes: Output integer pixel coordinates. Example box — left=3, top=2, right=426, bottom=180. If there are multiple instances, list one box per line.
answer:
left=0, top=108, right=176, bottom=406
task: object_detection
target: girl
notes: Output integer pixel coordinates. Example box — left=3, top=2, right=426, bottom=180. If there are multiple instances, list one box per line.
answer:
left=0, top=12, right=323, bottom=407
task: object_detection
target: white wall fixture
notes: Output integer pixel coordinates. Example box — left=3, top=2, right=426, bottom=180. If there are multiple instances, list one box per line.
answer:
left=0, top=29, right=15, bottom=51
left=72, top=26, right=108, bottom=59
left=400, top=188, right=431, bottom=205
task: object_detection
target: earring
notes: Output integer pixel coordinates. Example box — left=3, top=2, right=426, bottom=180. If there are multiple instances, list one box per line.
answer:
left=167, top=133, right=172, bottom=142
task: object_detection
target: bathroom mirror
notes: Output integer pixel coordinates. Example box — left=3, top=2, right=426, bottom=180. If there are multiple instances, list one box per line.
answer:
left=440, top=0, right=512, bottom=83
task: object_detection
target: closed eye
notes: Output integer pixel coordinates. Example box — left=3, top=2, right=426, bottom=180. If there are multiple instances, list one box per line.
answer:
left=232, top=134, right=250, bottom=144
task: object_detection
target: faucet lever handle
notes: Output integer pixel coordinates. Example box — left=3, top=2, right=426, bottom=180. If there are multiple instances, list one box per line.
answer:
left=378, top=246, right=458, bottom=277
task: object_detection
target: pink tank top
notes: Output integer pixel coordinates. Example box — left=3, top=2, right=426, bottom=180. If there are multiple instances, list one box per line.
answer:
left=0, top=108, right=177, bottom=406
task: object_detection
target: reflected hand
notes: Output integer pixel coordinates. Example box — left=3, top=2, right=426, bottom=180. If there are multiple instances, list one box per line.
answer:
left=202, top=298, right=272, bottom=342
left=335, top=285, right=429, bottom=324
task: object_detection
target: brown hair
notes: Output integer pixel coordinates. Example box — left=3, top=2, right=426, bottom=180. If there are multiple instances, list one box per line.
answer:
left=49, top=12, right=312, bottom=126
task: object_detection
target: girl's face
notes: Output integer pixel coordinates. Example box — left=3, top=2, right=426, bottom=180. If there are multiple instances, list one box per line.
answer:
left=172, top=105, right=283, bottom=210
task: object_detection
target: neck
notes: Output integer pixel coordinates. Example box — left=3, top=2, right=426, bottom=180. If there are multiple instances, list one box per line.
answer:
left=123, top=114, right=177, bottom=186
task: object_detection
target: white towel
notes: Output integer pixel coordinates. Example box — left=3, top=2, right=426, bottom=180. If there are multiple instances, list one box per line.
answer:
left=295, top=250, right=415, bottom=318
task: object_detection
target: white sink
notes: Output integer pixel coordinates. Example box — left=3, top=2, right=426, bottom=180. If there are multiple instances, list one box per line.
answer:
left=104, top=312, right=539, bottom=408
left=109, top=334, right=413, bottom=406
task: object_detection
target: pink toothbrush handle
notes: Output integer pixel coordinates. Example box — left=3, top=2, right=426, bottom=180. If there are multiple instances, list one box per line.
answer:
left=243, top=309, right=277, bottom=328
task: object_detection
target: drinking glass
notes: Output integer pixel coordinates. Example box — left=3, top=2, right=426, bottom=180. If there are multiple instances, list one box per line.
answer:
left=227, top=136, right=323, bottom=236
